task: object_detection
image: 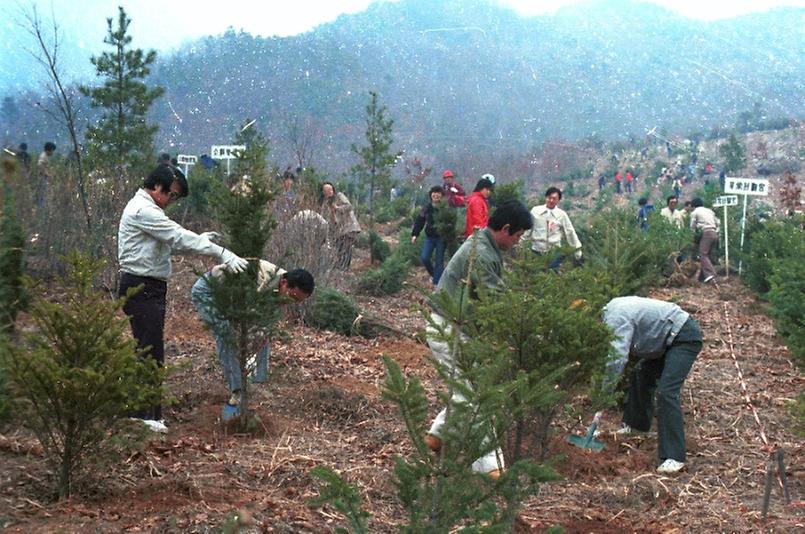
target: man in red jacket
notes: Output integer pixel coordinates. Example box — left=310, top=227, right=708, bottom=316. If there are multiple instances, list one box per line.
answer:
left=464, top=176, right=495, bottom=238
left=442, top=170, right=466, bottom=208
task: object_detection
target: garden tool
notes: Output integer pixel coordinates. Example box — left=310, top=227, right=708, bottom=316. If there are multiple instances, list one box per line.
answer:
left=567, top=411, right=605, bottom=451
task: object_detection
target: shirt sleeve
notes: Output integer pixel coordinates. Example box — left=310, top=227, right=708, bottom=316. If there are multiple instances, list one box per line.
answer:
left=603, top=313, right=633, bottom=391
left=562, top=212, right=583, bottom=255
left=135, top=205, right=223, bottom=258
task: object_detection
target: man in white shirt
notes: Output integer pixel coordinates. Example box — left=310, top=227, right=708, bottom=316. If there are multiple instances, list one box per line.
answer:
left=689, top=197, right=720, bottom=283
left=659, top=195, right=686, bottom=228
left=118, top=164, right=248, bottom=432
left=522, top=186, right=582, bottom=269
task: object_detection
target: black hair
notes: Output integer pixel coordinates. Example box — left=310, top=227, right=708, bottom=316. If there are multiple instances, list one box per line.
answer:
left=144, top=163, right=188, bottom=197
left=691, top=197, right=704, bottom=208
left=638, top=197, right=648, bottom=206
left=158, top=152, right=171, bottom=164
left=667, top=195, right=678, bottom=205
left=19, top=143, right=27, bottom=151
left=44, top=142, right=56, bottom=152
left=282, top=168, right=296, bottom=181
left=684, top=200, right=692, bottom=207
left=488, top=199, right=533, bottom=235
left=473, top=178, right=494, bottom=192
left=545, top=186, right=562, bottom=199
left=283, top=268, right=315, bottom=295
left=428, top=185, right=444, bottom=196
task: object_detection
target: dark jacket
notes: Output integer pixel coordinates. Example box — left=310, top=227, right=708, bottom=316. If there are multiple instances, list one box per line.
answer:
left=412, top=202, right=441, bottom=239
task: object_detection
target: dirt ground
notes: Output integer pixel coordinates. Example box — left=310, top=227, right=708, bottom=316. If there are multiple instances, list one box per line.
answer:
left=1, top=249, right=803, bottom=533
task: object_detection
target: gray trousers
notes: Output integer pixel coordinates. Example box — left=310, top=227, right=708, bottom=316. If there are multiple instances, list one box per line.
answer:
left=698, top=228, right=719, bottom=280
left=623, top=318, right=702, bottom=463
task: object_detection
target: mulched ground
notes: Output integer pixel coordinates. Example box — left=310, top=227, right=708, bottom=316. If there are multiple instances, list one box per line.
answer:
left=1, top=249, right=803, bottom=532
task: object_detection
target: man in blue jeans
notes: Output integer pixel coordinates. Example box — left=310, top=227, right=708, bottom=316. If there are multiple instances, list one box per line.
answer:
left=602, top=296, right=702, bottom=474
left=192, top=261, right=314, bottom=406
left=411, top=186, right=448, bottom=286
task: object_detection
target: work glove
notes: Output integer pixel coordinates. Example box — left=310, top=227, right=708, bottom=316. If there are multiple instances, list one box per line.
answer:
left=200, top=231, right=222, bottom=243
left=220, top=248, right=249, bottom=274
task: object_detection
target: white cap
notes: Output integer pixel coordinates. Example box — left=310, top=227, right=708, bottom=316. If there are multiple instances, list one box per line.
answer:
left=481, top=173, right=495, bottom=184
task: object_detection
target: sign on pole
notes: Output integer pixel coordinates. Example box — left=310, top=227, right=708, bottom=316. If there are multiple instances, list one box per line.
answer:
left=724, top=177, right=770, bottom=276
left=211, top=145, right=246, bottom=174
left=713, top=195, right=739, bottom=277
left=713, top=195, right=738, bottom=207
left=177, top=154, right=197, bottom=177
left=724, top=177, right=770, bottom=196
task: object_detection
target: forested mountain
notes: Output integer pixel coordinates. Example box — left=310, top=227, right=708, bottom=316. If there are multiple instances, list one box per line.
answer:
left=4, top=0, right=804, bottom=173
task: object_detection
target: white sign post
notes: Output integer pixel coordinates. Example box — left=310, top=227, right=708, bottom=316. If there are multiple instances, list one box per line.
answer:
left=210, top=145, right=246, bottom=175
left=713, top=195, right=738, bottom=277
left=724, top=177, right=769, bottom=276
left=177, top=154, right=197, bottom=177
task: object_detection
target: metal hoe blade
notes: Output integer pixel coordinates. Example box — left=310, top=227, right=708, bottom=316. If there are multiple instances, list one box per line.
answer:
left=567, top=412, right=605, bottom=451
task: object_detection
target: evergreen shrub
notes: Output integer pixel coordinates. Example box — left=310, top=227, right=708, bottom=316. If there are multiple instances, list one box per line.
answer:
left=743, top=216, right=803, bottom=295
left=581, top=208, right=687, bottom=296
left=492, top=180, right=525, bottom=205
left=767, top=254, right=805, bottom=368
left=0, top=192, right=27, bottom=332
left=357, top=253, right=408, bottom=296
left=0, top=252, right=163, bottom=499
left=369, top=231, right=390, bottom=264
left=305, top=288, right=361, bottom=336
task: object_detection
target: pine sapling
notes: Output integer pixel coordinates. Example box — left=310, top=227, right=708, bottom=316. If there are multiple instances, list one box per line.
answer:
left=0, top=252, right=163, bottom=499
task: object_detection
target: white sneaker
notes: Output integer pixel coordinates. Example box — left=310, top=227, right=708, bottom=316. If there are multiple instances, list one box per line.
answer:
left=615, top=424, right=633, bottom=435
left=703, top=275, right=714, bottom=283
left=141, top=419, right=168, bottom=433
left=657, top=458, right=685, bottom=474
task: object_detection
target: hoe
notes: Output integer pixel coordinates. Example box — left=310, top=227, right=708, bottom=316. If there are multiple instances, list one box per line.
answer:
left=567, top=411, right=605, bottom=451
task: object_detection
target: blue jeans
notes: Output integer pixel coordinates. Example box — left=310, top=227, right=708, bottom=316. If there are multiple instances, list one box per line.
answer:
left=420, top=236, right=446, bottom=285
left=191, top=276, right=268, bottom=393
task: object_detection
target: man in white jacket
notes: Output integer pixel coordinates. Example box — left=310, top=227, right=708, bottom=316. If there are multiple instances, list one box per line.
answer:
left=523, top=186, right=582, bottom=269
left=118, top=164, right=248, bottom=432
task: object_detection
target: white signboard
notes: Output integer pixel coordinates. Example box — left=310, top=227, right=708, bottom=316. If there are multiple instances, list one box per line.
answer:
left=724, top=177, right=769, bottom=196
left=210, top=145, right=245, bottom=160
left=713, top=195, right=739, bottom=207
left=177, top=154, right=197, bottom=165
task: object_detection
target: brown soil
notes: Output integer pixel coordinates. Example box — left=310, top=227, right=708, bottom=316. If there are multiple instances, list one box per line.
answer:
left=1, top=252, right=803, bottom=532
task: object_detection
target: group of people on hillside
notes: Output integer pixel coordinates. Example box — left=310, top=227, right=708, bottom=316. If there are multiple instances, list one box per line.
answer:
left=7, top=141, right=57, bottom=213
left=115, top=161, right=703, bottom=478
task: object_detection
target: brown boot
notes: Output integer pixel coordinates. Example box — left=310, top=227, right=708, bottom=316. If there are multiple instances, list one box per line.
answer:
left=424, top=434, right=442, bottom=453
left=486, top=469, right=502, bottom=480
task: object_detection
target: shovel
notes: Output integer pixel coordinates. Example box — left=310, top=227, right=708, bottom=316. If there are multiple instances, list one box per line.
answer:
left=567, top=411, right=605, bottom=451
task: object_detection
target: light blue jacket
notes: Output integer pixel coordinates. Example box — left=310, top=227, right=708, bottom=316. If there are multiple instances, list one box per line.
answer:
left=603, top=296, right=690, bottom=385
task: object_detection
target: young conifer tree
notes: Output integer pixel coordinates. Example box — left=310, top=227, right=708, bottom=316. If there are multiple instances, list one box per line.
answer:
left=350, top=91, right=401, bottom=219
left=313, top=241, right=566, bottom=531
left=0, top=186, right=27, bottom=335
left=203, top=121, right=280, bottom=430
left=81, top=7, right=164, bottom=177
left=473, top=250, right=614, bottom=464
left=0, top=252, right=162, bottom=499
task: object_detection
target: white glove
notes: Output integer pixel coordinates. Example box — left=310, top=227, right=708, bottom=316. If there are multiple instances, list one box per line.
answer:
left=200, top=231, right=222, bottom=243
left=220, top=248, right=249, bottom=274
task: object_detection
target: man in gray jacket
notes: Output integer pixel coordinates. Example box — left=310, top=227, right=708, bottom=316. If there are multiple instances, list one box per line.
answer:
left=118, top=164, right=248, bottom=432
left=602, top=296, right=702, bottom=474
left=424, top=200, right=533, bottom=478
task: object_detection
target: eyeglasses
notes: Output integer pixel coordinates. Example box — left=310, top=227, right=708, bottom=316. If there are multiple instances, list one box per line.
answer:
left=168, top=191, right=181, bottom=201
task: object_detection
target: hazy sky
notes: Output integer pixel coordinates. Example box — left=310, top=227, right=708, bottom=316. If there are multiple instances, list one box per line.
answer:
left=10, top=0, right=805, bottom=55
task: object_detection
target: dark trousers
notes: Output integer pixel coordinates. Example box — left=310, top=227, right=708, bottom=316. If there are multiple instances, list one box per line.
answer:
left=119, top=272, right=167, bottom=420
left=623, top=318, right=702, bottom=462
